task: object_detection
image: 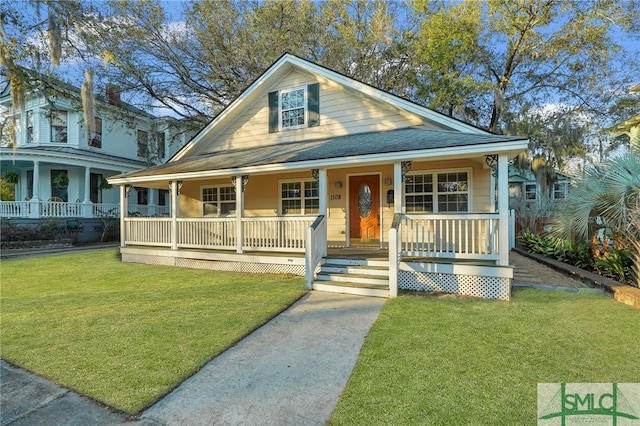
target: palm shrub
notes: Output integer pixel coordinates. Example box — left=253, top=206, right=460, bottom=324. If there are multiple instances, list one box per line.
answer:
left=553, top=153, right=640, bottom=287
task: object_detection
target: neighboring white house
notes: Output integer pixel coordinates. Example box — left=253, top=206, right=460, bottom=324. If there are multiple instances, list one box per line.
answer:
left=109, top=54, right=529, bottom=300
left=0, top=73, right=196, bottom=219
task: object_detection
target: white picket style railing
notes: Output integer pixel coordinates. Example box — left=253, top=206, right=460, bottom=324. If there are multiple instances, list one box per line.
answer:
left=399, top=213, right=500, bottom=260
left=0, top=201, right=31, bottom=217
left=124, top=217, right=172, bottom=246
left=177, top=218, right=236, bottom=250
left=41, top=201, right=82, bottom=218
left=305, top=215, right=327, bottom=288
left=242, top=217, right=313, bottom=252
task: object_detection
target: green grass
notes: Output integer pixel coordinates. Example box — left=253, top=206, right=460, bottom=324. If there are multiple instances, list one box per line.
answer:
left=0, top=250, right=306, bottom=414
left=329, top=288, right=640, bottom=425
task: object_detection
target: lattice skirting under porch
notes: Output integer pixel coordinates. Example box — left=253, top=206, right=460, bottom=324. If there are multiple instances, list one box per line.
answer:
left=399, top=270, right=511, bottom=300
left=122, top=253, right=305, bottom=276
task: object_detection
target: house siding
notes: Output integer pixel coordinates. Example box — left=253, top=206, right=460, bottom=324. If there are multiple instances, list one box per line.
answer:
left=198, top=69, right=439, bottom=155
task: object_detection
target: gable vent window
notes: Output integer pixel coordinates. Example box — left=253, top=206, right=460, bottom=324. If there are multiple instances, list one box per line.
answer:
left=269, top=83, right=319, bottom=133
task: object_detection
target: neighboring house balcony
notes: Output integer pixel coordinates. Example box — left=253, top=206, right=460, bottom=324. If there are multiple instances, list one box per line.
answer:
left=0, top=199, right=168, bottom=219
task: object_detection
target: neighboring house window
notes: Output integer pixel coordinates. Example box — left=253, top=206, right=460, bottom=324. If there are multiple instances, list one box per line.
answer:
left=51, top=169, right=68, bottom=202
left=137, top=130, right=148, bottom=158
left=90, top=173, right=102, bottom=203
left=158, top=189, right=168, bottom=206
left=509, top=183, right=522, bottom=198
left=155, top=132, right=166, bottom=160
left=525, top=183, right=537, bottom=202
left=552, top=181, right=568, bottom=201
left=137, top=188, right=148, bottom=205
left=405, top=171, right=470, bottom=213
left=89, top=117, right=102, bottom=148
left=202, top=186, right=236, bottom=216
left=27, top=170, right=33, bottom=199
left=268, top=83, right=320, bottom=133
left=280, top=180, right=319, bottom=215
left=51, top=110, right=68, bottom=143
left=26, top=110, right=34, bottom=143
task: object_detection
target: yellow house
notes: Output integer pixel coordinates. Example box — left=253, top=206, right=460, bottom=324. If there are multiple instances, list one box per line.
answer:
left=109, top=54, right=528, bottom=300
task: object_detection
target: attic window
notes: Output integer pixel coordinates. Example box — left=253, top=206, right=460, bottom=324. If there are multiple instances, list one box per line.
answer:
left=281, top=87, right=306, bottom=129
left=268, top=83, right=320, bottom=133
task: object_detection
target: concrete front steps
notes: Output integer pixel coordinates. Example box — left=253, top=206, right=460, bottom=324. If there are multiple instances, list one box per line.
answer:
left=313, top=257, right=390, bottom=297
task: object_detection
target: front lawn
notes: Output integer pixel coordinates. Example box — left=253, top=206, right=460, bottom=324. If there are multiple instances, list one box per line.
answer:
left=329, top=288, right=640, bottom=425
left=0, top=250, right=306, bottom=414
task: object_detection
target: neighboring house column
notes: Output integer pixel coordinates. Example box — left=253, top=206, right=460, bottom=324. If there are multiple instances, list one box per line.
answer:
left=148, top=188, right=157, bottom=216
left=318, top=168, right=327, bottom=216
left=30, top=160, right=41, bottom=218
left=498, top=154, right=509, bottom=266
left=82, top=166, right=92, bottom=218
left=170, top=180, right=178, bottom=251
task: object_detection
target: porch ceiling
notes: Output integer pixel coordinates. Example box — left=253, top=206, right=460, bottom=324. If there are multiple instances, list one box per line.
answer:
left=110, top=127, right=527, bottom=183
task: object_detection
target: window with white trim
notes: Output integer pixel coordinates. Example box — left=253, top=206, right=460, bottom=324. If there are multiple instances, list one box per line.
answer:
left=50, top=110, right=67, bottom=143
left=89, top=117, right=102, bottom=148
left=137, top=130, right=148, bottom=158
left=280, top=180, right=318, bottom=215
left=26, top=111, right=34, bottom=143
left=552, top=181, right=568, bottom=201
left=202, top=186, right=236, bottom=217
left=280, top=86, right=306, bottom=129
left=405, top=171, right=470, bottom=213
left=525, top=182, right=537, bottom=202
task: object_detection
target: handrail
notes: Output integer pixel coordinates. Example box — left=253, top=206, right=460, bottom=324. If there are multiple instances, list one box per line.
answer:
left=305, top=215, right=327, bottom=289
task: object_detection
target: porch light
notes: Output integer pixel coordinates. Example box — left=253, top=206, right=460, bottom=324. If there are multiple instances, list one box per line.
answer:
left=311, top=169, right=320, bottom=181
left=385, top=178, right=392, bottom=185
left=334, top=181, right=342, bottom=188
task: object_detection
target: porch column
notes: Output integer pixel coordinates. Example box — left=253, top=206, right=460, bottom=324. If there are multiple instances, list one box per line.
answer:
left=30, top=160, right=41, bottom=218
left=82, top=166, right=92, bottom=218
left=498, top=154, right=509, bottom=266
left=170, top=181, right=178, bottom=251
left=393, top=162, right=403, bottom=213
left=318, top=168, right=327, bottom=216
left=235, top=175, right=244, bottom=254
left=120, top=184, right=127, bottom=248
left=148, top=188, right=157, bottom=216
left=490, top=174, right=496, bottom=213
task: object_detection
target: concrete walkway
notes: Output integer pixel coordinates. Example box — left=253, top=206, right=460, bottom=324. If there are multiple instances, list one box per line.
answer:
left=1, top=291, right=385, bottom=425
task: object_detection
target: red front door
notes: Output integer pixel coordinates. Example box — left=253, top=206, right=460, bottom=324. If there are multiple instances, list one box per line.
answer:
left=349, top=175, right=380, bottom=243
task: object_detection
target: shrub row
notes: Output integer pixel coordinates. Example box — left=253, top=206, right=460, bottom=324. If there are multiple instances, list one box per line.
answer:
left=517, top=230, right=634, bottom=285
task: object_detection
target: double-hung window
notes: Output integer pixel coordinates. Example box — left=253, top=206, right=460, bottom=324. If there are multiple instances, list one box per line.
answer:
left=202, top=186, right=236, bottom=217
left=280, top=180, right=319, bottom=215
left=89, top=117, right=102, bottom=148
left=552, top=181, right=568, bottom=201
left=405, top=171, right=470, bottom=213
left=51, top=110, right=67, bottom=143
left=26, top=111, right=34, bottom=143
left=137, top=130, right=148, bottom=158
left=280, top=87, right=306, bottom=129
left=525, top=182, right=537, bottom=202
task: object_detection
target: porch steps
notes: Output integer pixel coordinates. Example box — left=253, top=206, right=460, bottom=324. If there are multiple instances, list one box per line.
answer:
left=313, top=257, right=390, bottom=298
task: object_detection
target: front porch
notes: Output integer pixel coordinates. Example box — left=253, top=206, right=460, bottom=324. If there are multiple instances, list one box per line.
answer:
left=120, top=211, right=514, bottom=300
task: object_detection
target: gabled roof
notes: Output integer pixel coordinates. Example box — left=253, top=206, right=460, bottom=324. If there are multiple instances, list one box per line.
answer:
left=110, top=127, right=527, bottom=183
left=171, top=53, right=493, bottom=162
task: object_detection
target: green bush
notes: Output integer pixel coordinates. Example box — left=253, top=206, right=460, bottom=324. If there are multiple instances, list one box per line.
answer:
left=517, top=230, right=636, bottom=285
left=0, top=219, right=61, bottom=242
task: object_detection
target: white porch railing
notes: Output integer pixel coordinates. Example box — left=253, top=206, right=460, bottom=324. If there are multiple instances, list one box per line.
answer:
left=41, top=201, right=82, bottom=218
left=0, top=201, right=31, bottom=217
left=243, top=217, right=313, bottom=252
left=93, top=203, right=120, bottom=217
left=128, top=205, right=170, bottom=217
left=124, top=216, right=316, bottom=253
left=305, top=215, right=327, bottom=288
left=124, top=217, right=172, bottom=246
left=399, top=213, right=500, bottom=260
left=177, top=218, right=236, bottom=250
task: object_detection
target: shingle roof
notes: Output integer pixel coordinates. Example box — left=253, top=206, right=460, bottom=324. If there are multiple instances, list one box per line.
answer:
left=5, top=146, right=149, bottom=167
left=114, top=127, right=526, bottom=179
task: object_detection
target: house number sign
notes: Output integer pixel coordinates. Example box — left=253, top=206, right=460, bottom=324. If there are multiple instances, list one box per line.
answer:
left=330, top=194, right=342, bottom=201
